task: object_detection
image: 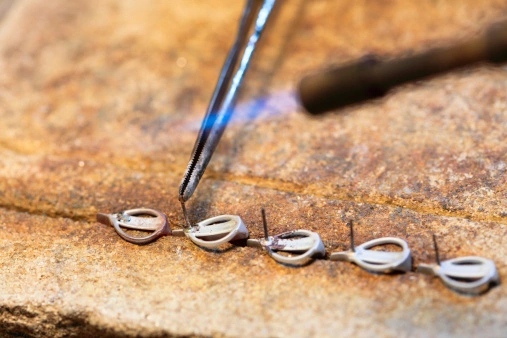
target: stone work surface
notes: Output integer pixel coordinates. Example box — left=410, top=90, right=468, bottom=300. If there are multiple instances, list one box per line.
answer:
left=0, top=0, right=506, bottom=336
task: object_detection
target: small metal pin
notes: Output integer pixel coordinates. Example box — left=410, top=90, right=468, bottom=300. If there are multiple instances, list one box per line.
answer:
left=418, top=234, right=500, bottom=295
left=261, top=208, right=269, bottom=241
left=330, top=222, right=412, bottom=274
left=432, top=233, right=441, bottom=265
left=348, top=220, right=355, bottom=252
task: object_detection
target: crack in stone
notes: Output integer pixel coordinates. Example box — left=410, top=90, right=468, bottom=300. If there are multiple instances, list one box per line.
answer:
left=1, top=170, right=506, bottom=228
left=1, top=145, right=505, bottom=227
left=205, top=172, right=507, bottom=226
left=0, top=203, right=92, bottom=223
left=0, top=144, right=505, bottom=226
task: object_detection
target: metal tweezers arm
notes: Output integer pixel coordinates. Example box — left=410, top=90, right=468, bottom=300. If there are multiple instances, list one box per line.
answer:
left=179, top=0, right=276, bottom=204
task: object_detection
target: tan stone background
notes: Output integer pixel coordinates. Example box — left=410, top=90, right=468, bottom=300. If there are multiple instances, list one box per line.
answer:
left=0, top=0, right=506, bottom=336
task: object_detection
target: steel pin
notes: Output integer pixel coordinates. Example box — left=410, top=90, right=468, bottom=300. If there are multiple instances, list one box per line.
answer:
left=261, top=208, right=269, bottom=241
left=432, top=233, right=441, bottom=265
left=348, top=220, right=355, bottom=252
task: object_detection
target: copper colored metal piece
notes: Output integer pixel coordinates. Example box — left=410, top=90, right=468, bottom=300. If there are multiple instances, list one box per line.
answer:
left=96, top=208, right=181, bottom=245
left=97, top=208, right=248, bottom=249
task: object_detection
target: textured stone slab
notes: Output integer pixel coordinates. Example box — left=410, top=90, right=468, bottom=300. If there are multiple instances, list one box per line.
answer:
left=0, top=0, right=506, bottom=336
left=0, top=188, right=506, bottom=337
left=1, top=0, right=507, bottom=225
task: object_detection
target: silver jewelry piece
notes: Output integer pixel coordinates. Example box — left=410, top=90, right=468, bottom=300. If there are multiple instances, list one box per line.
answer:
left=97, top=208, right=171, bottom=244
left=97, top=209, right=248, bottom=248
left=246, top=209, right=326, bottom=265
left=418, top=234, right=500, bottom=295
left=330, top=221, right=412, bottom=273
left=185, top=214, right=249, bottom=248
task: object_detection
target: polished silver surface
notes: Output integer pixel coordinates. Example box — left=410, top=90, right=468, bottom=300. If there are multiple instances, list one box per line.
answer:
left=330, top=237, right=412, bottom=273
left=185, top=215, right=249, bottom=248
left=96, top=208, right=175, bottom=245
left=246, top=208, right=325, bottom=265
left=418, top=235, right=500, bottom=295
left=418, top=256, right=500, bottom=295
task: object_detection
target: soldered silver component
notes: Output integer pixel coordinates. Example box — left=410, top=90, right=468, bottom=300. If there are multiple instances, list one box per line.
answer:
left=246, top=209, right=325, bottom=265
left=97, top=208, right=248, bottom=249
left=185, top=215, right=249, bottom=248
left=330, top=221, right=412, bottom=273
left=97, top=208, right=176, bottom=245
left=418, top=234, right=500, bottom=295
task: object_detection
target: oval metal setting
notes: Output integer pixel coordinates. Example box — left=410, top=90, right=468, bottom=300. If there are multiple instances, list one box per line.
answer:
left=261, top=230, right=326, bottom=265
left=97, top=208, right=170, bottom=245
left=330, top=237, right=412, bottom=273
left=185, top=215, right=249, bottom=248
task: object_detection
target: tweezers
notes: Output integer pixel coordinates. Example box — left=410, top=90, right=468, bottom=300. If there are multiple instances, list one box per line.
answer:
left=179, top=0, right=277, bottom=226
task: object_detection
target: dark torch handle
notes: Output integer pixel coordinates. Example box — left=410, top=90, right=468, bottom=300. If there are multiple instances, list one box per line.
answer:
left=298, top=20, right=507, bottom=115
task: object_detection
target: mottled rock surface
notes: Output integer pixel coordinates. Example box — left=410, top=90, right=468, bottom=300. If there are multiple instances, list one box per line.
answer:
left=0, top=0, right=506, bottom=337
